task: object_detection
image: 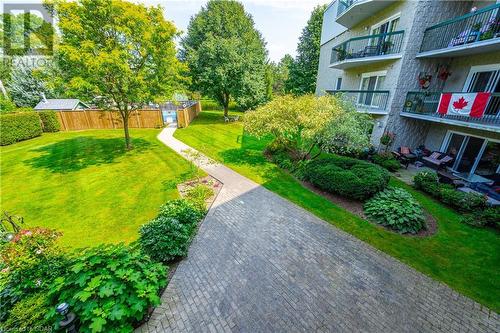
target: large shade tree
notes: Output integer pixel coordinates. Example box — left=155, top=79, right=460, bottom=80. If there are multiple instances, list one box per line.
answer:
left=286, top=5, right=326, bottom=95
left=54, top=0, right=182, bottom=149
left=181, top=0, right=268, bottom=116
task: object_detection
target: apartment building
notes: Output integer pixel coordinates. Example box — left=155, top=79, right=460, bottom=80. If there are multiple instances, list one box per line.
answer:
left=317, top=0, right=500, bottom=183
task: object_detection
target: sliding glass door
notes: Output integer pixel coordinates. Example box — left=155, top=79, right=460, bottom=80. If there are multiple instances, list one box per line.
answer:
left=443, top=131, right=499, bottom=181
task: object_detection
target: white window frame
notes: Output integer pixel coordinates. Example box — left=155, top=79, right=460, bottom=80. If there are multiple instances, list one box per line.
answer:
left=370, top=13, right=401, bottom=34
left=359, top=71, right=387, bottom=90
left=440, top=130, right=500, bottom=175
left=463, top=64, right=500, bottom=92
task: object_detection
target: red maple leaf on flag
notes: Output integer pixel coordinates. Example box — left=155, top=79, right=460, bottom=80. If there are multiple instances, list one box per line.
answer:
left=453, top=97, right=468, bottom=109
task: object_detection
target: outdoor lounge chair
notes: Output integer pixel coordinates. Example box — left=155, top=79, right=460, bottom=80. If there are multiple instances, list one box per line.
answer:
left=392, top=146, right=417, bottom=169
left=422, top=152, right=454, bottom=169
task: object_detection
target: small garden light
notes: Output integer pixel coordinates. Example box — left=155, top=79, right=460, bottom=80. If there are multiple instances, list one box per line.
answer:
left=56, top=302, right=79, bottom=333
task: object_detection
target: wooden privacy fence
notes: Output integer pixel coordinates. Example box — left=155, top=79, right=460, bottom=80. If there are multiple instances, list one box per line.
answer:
left=176, top=101, right=202, bottom=128
left=55, top=109, right=163, bottom=131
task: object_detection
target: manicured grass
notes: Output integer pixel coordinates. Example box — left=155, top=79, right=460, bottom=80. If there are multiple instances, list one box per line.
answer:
left=0, top=129, right=202, bottom=248
left=174, top=110, right=500, bottom=311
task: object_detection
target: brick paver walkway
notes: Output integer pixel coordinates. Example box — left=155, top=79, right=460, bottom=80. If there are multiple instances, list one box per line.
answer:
left=137, top=126, right=498, bottom=333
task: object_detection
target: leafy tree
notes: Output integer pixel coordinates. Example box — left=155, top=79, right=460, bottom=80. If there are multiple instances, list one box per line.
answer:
left=271, top=54, right=293, bottom=96
left=0, top=12, right=55, bottom=98
left=244, top=94, right=372, bottom=159
left=181, top=0, right=268, bottom=116
left=286, top=5, right=326, bottom=95
left=54, top=0, right=182, bottom=149
left=7, top=64, right=53, bottom=107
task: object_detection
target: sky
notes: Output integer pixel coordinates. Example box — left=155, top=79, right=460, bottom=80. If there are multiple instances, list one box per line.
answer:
left=146, top=0, right=329, bottom=62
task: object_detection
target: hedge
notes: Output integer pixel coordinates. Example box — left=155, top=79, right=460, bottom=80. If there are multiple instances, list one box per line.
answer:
left=303, top=155, right=389, bottom=200
left=38, top=110, right=61, bottom=132
left=0, top=112, right=42, bottom=145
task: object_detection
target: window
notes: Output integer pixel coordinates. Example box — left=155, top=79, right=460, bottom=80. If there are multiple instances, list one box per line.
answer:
left=464, top=64, right=500, bottom=93
left=336, top=77, right=342, bottom=90
left=357, top=71, right=386, bottom=109
left=441, top=131, right=500, bottom=181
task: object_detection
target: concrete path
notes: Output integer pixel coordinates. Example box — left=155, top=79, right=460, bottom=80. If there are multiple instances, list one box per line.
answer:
left=137, top=126, right=498, bottom=333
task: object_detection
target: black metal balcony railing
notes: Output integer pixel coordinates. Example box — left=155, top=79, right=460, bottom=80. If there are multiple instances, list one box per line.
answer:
left=402, top=91, right=500, bottom=126
left=420, top=3, right=500, bottom=52
left=330, top=31, right=404, bottom=64
left=329, top=90, right=390, bottom=113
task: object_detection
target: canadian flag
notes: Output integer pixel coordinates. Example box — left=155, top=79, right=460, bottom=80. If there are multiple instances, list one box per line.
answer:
left=437, top=92, right=491, bottom=118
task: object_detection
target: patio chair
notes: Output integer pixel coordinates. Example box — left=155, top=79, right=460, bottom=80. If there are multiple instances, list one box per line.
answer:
left=224, top=116, right=230, bottom=123
left=422, top=152, right=454, bottom=170
left=391, top=146, right=417, bottom=169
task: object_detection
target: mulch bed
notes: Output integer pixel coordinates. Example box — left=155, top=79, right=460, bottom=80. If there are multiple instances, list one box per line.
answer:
left=177, top=175, right=222, bottom=209
left=300, top=180, right=438, bottom=237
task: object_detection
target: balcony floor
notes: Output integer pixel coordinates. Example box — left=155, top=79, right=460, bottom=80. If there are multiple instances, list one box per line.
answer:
left=400, top=112, right=500, bottom=133
left=329, top=54, right=401, bottom=69
left=336, top=0, right=397, bottom=29
left=416, top=37, right=500, bottom=58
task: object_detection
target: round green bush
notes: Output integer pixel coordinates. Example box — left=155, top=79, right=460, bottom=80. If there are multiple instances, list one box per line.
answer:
left=139, top=216, right=195, bottom=263
left=48, top=244, right=166, bottom=332
left=0, top=112, right=42, bottom=145
left=38, top=110, right=61, bottom=132
left=303, top=155, right=389, bottom=200
left=461, top=207, right=500, bottom=229
left=1, top=293, right=51, bottom=331
left=372, top=153, right=400, bottom=171
left=158, top=199, right=205, bottom=224
left=364, top=187, right=426, bottom=234
left=413, top=171, right=438, bottom=191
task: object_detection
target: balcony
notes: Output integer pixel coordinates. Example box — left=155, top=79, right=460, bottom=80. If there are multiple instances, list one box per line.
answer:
left=418, top=4, right=500, bottom=58
left=328, top=90, right=390, bottom=115
left=401, top=91, right=500, bottom=132
left=336, top=0, right=397, bottom=29
left=330, top=31, right=404, bottom=69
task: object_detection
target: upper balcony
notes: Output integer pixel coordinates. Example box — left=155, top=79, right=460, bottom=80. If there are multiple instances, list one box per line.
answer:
left=327, top=90, right=390, bottom=115
left=330, top=31, right=404, bottom=69
left=336, top=0, right=397, bottom=29
left=400, top=91, right=500, bottom=132
left=417, top=4, right=500, bottom=58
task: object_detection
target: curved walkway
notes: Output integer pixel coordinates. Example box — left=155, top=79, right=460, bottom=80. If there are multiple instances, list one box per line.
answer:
left=137, top=126, right=498, bottom=333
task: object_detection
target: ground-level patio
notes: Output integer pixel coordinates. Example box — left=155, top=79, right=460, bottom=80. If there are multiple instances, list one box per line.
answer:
left=136, top=127, right=498, bottom=333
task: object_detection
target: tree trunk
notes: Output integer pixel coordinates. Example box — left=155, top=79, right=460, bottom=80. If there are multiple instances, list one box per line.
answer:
left=0, top=80, right=7, bottom=98
left=222, top=93, right=230, bottom=117
left=122, top=111, right=132, bottom=150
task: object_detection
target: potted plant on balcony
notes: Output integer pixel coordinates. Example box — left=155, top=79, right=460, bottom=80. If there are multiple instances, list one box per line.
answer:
left=468, top=22, right=482, bottom=42
left=381, top=40, right=393, bottom=55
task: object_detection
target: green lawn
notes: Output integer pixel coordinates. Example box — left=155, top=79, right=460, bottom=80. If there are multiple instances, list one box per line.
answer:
left=174, top=110, right=500, bottom=312
left=0, top=129, right=201, bottom=248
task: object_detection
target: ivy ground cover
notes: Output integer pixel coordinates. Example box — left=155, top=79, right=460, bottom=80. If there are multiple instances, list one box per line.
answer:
left=0, top=129, right=202, bottom=248
left=173, top=110, right=500, bottom=312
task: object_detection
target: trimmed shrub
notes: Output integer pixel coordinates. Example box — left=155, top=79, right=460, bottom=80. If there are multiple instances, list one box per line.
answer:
left=47, top=244, right=167, bottom=332
left=303, top=155, right=389, bottom=200
left=461, top=207, right=500, bottom=229
left=372, top=153, right=400, bottom=172
left=158, top=199, right=205, bottom=225
left=139, top=216, right=195, bottom=263
left=364, top=187, right=426, bottom=234
left=38, top=110, right=60, bottom=132
left=413, top=171, right=438, bottom=190
left=0, top=112, right=42, bottom=145
left=413, top=171, right=487, bottom=213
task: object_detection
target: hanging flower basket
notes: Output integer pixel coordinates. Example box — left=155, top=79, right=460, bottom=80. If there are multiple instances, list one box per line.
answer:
left=418, top=74, right=432, bottom=90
